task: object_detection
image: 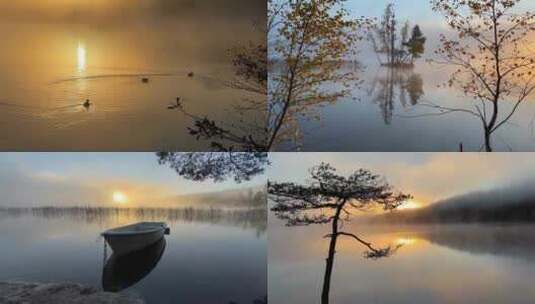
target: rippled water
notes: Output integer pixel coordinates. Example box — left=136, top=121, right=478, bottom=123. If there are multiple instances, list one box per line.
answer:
left=0, top=207, right=266, bottom=303
left=0, top=11, right=263, bottom=150
left=269, top=215, right=535, bottom=304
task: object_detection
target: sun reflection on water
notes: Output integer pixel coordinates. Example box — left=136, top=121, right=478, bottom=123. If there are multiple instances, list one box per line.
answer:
left=395, top=237, right=416, bottom=246
left=77, top=42, right=86, bottom=72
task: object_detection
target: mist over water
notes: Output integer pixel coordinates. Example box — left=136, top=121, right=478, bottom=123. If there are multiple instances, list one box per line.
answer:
left=273, top=61, right=535, bottom=152
left=378, top=180, right=535, bottom=223
left=0, top=206, right=267, bottom=303
left=269, top=0, right=535, bottom=152
left=0, top=0, right=265, bottom=150
left=269, top=214, right=535, bottom=304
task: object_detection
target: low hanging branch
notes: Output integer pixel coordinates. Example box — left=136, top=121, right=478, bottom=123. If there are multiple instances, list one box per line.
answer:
left=175, top=14, right=268, bottom=151
left=269, top=162, right=411, bottom=255
left=324, top=231, right=402, bottom=259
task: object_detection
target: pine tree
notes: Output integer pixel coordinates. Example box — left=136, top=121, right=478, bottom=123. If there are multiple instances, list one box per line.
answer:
left=405, top=25, right=426, bottom=63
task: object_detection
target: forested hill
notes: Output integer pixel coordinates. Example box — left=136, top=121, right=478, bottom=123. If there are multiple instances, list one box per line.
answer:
left=378, top=182, right=535, bottom=223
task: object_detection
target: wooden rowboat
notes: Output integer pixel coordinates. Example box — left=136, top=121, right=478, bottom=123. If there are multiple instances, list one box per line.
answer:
left=101, top=222, right=169, bottom=256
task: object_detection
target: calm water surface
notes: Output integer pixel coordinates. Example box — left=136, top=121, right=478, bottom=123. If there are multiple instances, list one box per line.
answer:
left=269, top=215, right=535, bottom=304
left=274, top=62, right=535, bottom=152
left=0, top=208, right=266, bottom=304
left=0, top=9, right=263, bottom=150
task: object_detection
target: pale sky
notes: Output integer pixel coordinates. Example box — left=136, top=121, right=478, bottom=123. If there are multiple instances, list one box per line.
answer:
left=344, top=0, right=534, bottom=28
left=344, top=0, right=535, bottom=63
left=0, top=153, right=265, bottom=207
left=268, top=153, right=535, bottom=207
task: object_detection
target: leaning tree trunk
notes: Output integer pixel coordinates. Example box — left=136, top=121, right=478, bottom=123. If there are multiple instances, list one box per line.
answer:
left=484, top=129, right=493, bottom=152
left=321, top=204, right=343, bottom=304
left=485, top=95, right=500, bottom=152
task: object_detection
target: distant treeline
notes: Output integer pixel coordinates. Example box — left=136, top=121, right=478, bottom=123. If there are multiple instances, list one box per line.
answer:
left=268, top=58, right=361, bottom=70
left=381, top=203, right=535, bottom=223
left=167, top=186, right=267, bottom=208
left=378, top=182, right=535, bottom=223
left=0, top=206, right=267, bottom=234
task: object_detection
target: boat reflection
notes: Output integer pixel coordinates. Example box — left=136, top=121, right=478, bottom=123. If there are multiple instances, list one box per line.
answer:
left=102, top=237, right=166, bottom=292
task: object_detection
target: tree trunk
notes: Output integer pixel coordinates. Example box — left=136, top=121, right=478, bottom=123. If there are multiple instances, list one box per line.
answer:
left=485, top=2, right=500, bottom=153
left=484, top=129, right=493, bottom=152
left=321, top=204, right=343, bottom=304
left=390, top=18, right=395, bottom=66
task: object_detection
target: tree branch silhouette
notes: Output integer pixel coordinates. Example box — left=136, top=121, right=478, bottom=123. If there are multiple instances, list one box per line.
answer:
left=429, top=0, right=535, bottom=151
left=269, top=162, right=411, bottom=304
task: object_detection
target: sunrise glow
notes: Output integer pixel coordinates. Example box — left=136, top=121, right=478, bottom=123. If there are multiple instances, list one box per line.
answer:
left=398, top=200, right=422, bottom=210
left=396, top=237, right=416, bottom=246
left=112, top=191, right=128, bottom=204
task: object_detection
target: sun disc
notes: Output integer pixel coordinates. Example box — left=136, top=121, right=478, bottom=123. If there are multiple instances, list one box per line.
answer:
left=112, top=191, right=127, bottom=204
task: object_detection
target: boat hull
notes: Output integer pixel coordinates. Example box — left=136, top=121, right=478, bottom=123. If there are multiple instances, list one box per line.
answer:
left=102, top=223, right=168, bottom=256
left=102, top=237, right=166, bottom=292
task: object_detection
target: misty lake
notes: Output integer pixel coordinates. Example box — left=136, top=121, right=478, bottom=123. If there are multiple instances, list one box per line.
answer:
left=274, top=62, right=535, bottom=152
left=0, top=3, right=263, bottom=150
left=0, top=207, right=266, bottom=304
left=269, top=216, right=535, bottom=304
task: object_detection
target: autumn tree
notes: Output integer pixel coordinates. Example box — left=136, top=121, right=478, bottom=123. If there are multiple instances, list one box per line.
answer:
left=175, top=0, right=286, bottom=152
left=157, top=152, right=268, bottom=183
left=268, top=0, right=370, bottom=149
left=431, top=0, right=535, bottom=151
left=269, top=163, right=411, bottom=304
left=179, top=0, right=371, bottom=151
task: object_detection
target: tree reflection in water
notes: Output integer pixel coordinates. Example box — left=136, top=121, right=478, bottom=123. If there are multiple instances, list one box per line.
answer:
left=368, top=68, right=424, bottom=125
left=0, top=207, right=266, bottom=236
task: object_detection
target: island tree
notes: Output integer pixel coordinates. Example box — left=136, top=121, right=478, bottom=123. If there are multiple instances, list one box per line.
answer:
left=430, top=0, right=535, bottom=151
left=406, top=25, right=426, bottom=64
left=269, top=163, right=411, bottom=304
left=369, top=3, right=426, bottom=67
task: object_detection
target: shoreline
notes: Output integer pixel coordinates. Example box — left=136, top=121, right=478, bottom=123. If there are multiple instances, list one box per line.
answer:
left=0, top=281, right=144, bottom=304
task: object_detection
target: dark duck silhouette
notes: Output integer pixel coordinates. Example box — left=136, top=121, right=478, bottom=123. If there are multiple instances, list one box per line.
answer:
left=187, top=72, right=194, bottom=78
left=167, top=97, right=181, bottom=110
left=83, top=99, right=91, bottom=108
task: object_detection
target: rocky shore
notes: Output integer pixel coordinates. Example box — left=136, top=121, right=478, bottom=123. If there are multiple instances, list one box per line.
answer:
left=0, top=281, right=144, bottom=304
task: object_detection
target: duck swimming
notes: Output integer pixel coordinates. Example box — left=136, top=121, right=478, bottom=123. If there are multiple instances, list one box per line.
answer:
left=187, top=72, right=194, bottom=78
left=142, top=77, right=149, bottom=83
left=83, top=99, right=91, bottom=108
